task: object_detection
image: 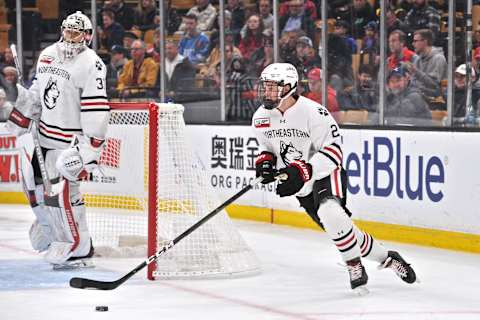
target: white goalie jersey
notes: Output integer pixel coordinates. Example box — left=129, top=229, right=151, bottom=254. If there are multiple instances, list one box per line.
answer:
left=252, top=95, right=343, bottom=196
left=31, top=43, right=109, bottom=150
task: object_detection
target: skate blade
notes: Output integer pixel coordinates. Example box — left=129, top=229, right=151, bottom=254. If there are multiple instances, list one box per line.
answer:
left=352, top=285, right=369, bottom=296
left=53, top=259, right=95, bottom=271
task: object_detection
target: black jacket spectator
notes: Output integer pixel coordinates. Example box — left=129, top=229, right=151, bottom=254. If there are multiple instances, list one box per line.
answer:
left=100, top=0, right=135, bottom=30
left=279, top=4, right=315, bottom=40
left=404, top=0, right=441, bottom=46
left=133, top=0, right=157, bottom=31
left=101, top=10, right=125, bottom=51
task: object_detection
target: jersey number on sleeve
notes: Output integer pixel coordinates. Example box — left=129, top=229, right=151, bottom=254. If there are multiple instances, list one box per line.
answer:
left=330, top=124, right=340, bottom=138
left=96, top=78, right=104, bottom=90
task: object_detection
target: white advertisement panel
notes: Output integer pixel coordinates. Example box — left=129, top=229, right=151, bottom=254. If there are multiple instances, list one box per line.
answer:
left=186, top=125, right=480, bottom=235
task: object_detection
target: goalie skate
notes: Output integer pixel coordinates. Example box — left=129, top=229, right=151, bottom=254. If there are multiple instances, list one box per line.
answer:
left=52, top=259, right=95, bottom=271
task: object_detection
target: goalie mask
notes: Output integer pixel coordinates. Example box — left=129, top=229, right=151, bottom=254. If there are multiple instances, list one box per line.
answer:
left=257, top=63, right=298, bottom=110
left=58, top=11, right=93, bottom=60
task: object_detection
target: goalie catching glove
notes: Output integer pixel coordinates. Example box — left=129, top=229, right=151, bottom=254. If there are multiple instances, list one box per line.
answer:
left=255, top=151, right=277, bottom=184
left=276, top=160, right=312, bottom=197
left=56, top=135, right=104, bottom=181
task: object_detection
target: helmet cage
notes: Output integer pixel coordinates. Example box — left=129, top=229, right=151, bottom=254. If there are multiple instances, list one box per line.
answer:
left=58, top=12, right=92, bottom=60
left=257, top=79, right=297, bottom=110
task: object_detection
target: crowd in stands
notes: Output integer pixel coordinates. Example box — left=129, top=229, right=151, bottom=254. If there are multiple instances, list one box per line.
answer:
left=2, top=0, right=480, bottom=126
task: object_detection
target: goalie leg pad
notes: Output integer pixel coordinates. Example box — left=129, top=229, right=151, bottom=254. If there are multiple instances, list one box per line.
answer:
left=29, top=219, right=53, bottom=252
left=317, top=198, right=361, bottom=262
left=43, top=181, right=92, bottom=264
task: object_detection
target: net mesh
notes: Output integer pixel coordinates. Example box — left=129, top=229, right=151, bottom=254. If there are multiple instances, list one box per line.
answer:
left=83, top=103, right=260, bottom=278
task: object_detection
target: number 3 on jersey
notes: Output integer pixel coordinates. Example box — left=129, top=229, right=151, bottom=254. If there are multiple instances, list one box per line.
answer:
left=96, top=78, right=104, bottom=90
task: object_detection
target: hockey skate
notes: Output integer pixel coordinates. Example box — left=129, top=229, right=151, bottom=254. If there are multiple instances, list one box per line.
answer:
left=346, top=257, right=369, bottom=295
left=378, top=251, right=417, bottom=284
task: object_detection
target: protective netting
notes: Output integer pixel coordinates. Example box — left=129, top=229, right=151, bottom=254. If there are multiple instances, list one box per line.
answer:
left=83, top=103, right=260, bottom=279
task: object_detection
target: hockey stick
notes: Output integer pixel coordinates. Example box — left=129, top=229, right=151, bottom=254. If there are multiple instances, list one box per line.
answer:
left=70, top=175, right=271, bottom=290
left=10, top=44, right=53, bottom=196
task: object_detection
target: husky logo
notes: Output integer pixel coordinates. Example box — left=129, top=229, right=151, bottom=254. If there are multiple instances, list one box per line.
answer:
left=44, top=77, right=60, bottom=109
left=280, top=141, right=303, bottom=166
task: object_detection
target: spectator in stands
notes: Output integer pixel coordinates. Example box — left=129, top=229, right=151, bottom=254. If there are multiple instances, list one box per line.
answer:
left=472, top=47, right=480, bottom=89
left=123, top=31, right=139, bottom=50
left=247, top=35, right=274, bottom=77
left=99, top=10, right=125, bottom=51
left=404, top=0, right=441, bottom=46
left=258, top=0, right=273, bottom=33
left=333, top=20, right=357, bottom=54
left=339, top=64, right=377, bottom=112
left=295, top=36, right=321, bottom=82
left=226, top=57, right=257, bottom=121
left=117, top=40, right=158, bottom=98
left=178, top=14, right=210, bottom=65
left=279, top=29, right=304, bottom=65
left=241, top=0, right=273, bottom=41
left=361, top=21, right=379, bottom=54
left=2, top=66, right=18, bottom=102
left=327, top=32, right=354, bottom=92
left=350, top=0, right=377, bottom=39
left=385, top=66, right=431, bottom=120
left=146, top=29, right=161, bottom=63
left=387, top=29, right=418, bottom=71
left=304, top=67, right=340, bottom=113
left=387, top=7, right=408, bottom=34
left=179, top=0, right=217, bottom=32
left=403, top=29, right=446, bottom=101
left=166, top=0, right=182, bottom=35
left=0, top=88, right=13, bottom=122
left=133, top=0, right=157, bottom=31
left=239, top=14, right=265, bottom=61
left=226, top=0, right=245, bottom=44
left=202, top=32, right=241, bottom=77
left=279, top=0, right=317, bottom=20
left=451, top=64, right=480, bottom=119
left=161, top=40, right=197, bottom=100
left=106, top=45, right=129, bottom=97
left=101, top=0, right=135, bottom=30
left=279, top=0, right=315, bottom=40
left=0, top=47, right=15, bottom=71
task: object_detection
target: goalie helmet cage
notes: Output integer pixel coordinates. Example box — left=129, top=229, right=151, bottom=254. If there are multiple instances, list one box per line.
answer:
left=83, top=102, right=260, bottom=280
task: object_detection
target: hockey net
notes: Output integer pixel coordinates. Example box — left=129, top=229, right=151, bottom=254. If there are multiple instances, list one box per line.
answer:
left=81, top=102, right=260, bottom=279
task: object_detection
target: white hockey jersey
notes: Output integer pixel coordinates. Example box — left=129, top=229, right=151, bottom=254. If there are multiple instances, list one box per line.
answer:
left=30, top=43, right=109, bottom=150
left=251, top=96, right=343, bottom=196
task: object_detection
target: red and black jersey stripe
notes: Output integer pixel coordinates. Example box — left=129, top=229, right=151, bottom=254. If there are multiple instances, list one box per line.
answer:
left=38, top=120, right=82, bottom=144
left=80, top=96, right=110, bottom=113
left=319, top=142, right=343, bottom=167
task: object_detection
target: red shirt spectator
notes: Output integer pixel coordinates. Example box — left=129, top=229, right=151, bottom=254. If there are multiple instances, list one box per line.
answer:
left=387, top=30, right=418, bottom=70
left=239, top=14, right=264, bottom=60
left=304, top=68, right=340, bottom=113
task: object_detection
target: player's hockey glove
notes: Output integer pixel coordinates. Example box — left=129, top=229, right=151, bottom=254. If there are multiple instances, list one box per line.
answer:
left=276, top=160, right=312, bottom=197
left=255, top=151, right=277, bottom=184
left=56, top=135, right=105, bottom=181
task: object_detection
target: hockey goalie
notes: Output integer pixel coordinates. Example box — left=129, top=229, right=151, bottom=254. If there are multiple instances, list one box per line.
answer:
left=6, top=11, right=109, bottom=269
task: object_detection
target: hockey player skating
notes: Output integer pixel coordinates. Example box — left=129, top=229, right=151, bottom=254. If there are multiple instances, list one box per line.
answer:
left=252, top=63, right=417, bottom=294
left=6, top=12, right=109, bottom=269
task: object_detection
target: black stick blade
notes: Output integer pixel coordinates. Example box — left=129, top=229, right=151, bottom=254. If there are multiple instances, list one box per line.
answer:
left=70, top=277, right=119, bottom=290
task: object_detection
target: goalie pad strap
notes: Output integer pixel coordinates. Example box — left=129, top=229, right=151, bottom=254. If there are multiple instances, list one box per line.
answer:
left=8, top=108, right=31, bottom=128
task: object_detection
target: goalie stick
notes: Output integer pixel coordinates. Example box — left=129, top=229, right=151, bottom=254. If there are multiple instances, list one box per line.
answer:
left=10, top=44, right=53, bottom=196
left=70, top=174, right=284, bottom=290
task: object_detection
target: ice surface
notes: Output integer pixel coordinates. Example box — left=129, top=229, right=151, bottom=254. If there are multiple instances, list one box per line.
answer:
left=1, top=204, right=479, bottom=320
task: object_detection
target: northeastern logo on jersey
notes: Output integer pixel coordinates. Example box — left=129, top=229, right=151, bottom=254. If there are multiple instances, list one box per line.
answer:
left=43, top=77, right=60, bottom=109
left=39, top=55, right=54, bottom=64
left=254, top=118, right=270, bottom=128
left=280, top=141, right=303, bottom=166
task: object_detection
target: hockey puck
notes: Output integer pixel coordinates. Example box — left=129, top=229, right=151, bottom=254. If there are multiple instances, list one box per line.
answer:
left=95, top=306, right=108, bottom=312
